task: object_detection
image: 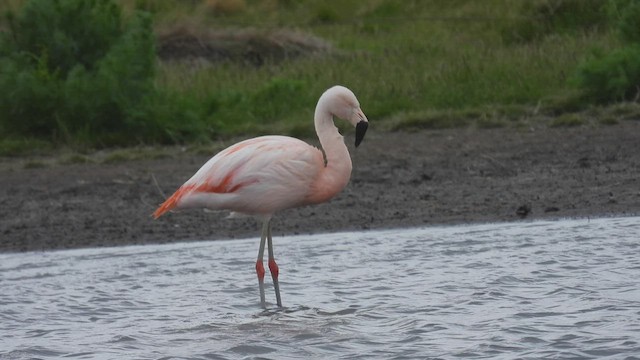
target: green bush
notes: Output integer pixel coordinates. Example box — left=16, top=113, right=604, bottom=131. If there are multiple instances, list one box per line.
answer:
left=608, top=0, right=640, bottom=43
left=0, top=0, right=204, bottom=147
left=572, top=0, right=640, bottom=103
left=573, top=45, right=640, bottom=102
left=3, top=0, right=124, bottom=76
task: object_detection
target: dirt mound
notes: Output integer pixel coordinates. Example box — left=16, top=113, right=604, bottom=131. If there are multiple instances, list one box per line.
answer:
left=156, top=27, right=333, bottom=66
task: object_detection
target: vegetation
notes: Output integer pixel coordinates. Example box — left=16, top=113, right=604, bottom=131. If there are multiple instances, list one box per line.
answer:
left=0, top=0, right=638, bottom=154
left=572, top=0, right=640, bottom=102
left=0, top=0, right=211, bottom=149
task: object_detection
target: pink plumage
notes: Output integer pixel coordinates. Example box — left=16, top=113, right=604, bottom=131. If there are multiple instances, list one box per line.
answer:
left=153, top=136, right=325, bottom=218
left=153, top=85, right=369, bottom=308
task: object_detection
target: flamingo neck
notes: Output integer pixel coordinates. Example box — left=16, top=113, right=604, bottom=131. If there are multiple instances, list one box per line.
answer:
left=308, top=104, right=353, bottom=204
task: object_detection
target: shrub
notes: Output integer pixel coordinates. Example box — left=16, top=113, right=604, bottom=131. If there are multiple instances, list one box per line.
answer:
left=573, top=45, right=640, bottom=102
left=572, top=0, right=640, bottom=103
left=608, top=0, right=640, bottom=43
left=0, top=0, right=198, bottom=147
left=4, top=0, right=124, bottom=76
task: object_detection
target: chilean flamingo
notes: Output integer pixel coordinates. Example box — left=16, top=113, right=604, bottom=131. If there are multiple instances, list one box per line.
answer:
left=153, top=85, right=369, bottom=308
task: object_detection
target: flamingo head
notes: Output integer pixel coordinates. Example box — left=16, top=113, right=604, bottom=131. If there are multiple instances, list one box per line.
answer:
left=322, top=85, right=369, bottom=147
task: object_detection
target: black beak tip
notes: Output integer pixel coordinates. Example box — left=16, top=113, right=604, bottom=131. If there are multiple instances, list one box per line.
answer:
left=355, top=121, right=368, bottom=147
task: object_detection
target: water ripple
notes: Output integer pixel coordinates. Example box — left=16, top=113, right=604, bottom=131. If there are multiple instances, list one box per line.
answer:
left=1, top=217, right=640, bottom=359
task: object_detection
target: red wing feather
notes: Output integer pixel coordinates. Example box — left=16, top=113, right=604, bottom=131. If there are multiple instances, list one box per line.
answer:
left=152, top=184, right=196, bottom=219
left=152, top=167, right=254, bottom=218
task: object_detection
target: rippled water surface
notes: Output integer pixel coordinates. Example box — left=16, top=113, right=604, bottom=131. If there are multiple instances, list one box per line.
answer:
left=2, top=217, right=640, bottom=359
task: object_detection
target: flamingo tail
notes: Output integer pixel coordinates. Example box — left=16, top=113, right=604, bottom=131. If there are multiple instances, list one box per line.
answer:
left=153, top=186, right=192, bottom=219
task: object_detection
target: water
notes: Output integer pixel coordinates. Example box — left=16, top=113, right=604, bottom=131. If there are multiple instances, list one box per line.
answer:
left=1, top=217, right=639, bottom=359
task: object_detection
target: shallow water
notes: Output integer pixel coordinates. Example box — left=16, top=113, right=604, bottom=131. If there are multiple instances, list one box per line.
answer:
left=1, top=217, right=640, bottom=359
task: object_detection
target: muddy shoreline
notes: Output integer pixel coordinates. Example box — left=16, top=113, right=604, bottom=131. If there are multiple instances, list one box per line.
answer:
left=1, top=122, right=639, bottom=253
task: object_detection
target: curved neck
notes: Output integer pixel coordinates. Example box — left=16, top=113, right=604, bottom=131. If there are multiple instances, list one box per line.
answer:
left=314, top=102, right=350, bottom=167
left=307, top=102, right=353, bottom=204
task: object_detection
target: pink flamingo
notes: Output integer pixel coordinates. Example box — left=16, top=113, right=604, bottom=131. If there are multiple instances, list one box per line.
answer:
left=153, top=85, right=369, bottom=308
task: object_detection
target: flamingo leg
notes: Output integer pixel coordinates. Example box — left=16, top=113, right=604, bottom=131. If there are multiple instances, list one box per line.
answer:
left=256, top=220, right=268, bottom=308
left=267, top=221, right=282, bottom=307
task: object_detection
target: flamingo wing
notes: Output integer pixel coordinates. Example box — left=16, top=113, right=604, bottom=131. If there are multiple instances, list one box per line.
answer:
left=153, top=136, right=325, bottom=218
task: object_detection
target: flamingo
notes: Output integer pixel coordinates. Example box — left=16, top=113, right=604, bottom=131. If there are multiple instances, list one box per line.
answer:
left=153, top=85, right=369, bottom=308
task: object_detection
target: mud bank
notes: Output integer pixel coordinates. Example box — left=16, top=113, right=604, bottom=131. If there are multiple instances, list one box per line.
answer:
left=1, top=122, right=639, bottom=252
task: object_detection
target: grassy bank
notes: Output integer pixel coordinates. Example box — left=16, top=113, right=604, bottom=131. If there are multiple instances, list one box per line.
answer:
left=0, top=0, right=637, bottom=154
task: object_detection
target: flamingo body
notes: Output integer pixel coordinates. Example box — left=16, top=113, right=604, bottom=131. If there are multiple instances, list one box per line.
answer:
left=153, top=135, right=331, bottom=217
left=153, top=85, right=368, bottom=308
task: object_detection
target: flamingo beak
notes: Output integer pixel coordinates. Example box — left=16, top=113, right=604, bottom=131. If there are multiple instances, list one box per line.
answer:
left=355, top=121, right=368, bottom=147
left=354, top=109, right=368, bottom=148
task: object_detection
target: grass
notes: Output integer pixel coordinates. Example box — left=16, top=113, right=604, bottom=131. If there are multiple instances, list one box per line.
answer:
left=0, top=0, right=633, bottom=153
left=549, top=113, right=585, bottom=127
left=151, top=0, right=618, bottom=133
left=0, top=138, right=53, bottom=156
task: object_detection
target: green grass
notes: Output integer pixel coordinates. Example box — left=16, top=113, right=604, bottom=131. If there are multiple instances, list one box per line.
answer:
left=153, top=0, right=618, bottom=135
left=0, top=0, right=630, bottom=153
left=0, top=138, right=53, bottom=156
left=549, top=113, right=585, bottom=127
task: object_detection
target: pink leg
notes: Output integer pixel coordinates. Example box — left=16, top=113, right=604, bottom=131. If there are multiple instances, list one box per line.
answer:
left=256, top=260, right=265, bottom=282
left=268, top=258, right=279, bottom=279
left=267, top=223, right=282, bottom=307
left=269, top=257, right=280, bottom=306
left=256, top=220, right=268, bottom=308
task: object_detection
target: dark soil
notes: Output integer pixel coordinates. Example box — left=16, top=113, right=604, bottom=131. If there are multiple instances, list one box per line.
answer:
left=1, top=122, right=639, bottom=253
